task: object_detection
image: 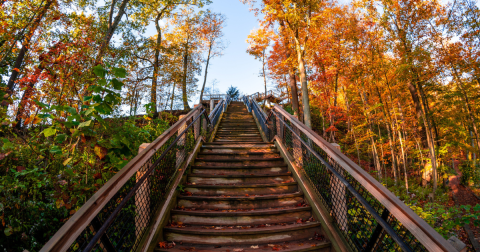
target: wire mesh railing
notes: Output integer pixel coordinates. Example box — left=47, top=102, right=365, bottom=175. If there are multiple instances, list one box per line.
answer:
left=41, top=102, right=228, bottom=252
left=242, top=96, right=453, bottom=252
left=244, top=96, right=269, bottom=137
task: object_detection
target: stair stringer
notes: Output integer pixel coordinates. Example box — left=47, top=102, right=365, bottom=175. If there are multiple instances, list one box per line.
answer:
left=273, top=136, right=353, bottom=252
left=249, top=107, right=269, bottom=143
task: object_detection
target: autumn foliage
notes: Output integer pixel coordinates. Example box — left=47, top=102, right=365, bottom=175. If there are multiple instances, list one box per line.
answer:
left=0, top=0, right=227, bottom=250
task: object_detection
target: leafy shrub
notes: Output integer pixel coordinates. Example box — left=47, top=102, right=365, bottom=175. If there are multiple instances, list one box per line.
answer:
left=0, top=66, right=171, bottom=252
left=460, top=161, right=474, bottom=186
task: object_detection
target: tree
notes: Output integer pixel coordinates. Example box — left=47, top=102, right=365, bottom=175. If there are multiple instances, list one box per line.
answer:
left=199, top=11, right=227, bottom=102
left=226, top=85, right=240, bottom=100
left=247, top=26, right=273, bottom=112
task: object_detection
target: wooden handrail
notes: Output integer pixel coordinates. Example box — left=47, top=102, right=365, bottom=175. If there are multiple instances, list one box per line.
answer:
left=40, top=105, right=204, bottom=252
left=272, top=105, right=456, bottom=252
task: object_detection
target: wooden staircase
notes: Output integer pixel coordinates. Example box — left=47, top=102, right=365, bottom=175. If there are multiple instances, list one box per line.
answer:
left=157, top=102, right=332, bottom=252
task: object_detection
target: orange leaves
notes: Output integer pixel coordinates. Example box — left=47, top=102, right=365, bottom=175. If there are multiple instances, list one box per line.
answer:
left=246, top=27, right=274, bottom=60
left=94, top=145, right=107, bottom=160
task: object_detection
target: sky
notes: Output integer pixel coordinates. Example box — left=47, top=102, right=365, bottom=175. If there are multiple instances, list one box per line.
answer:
left=146, top=0, right=267, bottom=103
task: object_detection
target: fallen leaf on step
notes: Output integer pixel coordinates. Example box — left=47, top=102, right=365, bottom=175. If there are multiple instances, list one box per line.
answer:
left=158, top=242, right=167, bottom=248
left=233, top=249, right=244, bottom=252
left=296, top=219, right=302, bottom=224
left=250, top=245, right=259, bottom=249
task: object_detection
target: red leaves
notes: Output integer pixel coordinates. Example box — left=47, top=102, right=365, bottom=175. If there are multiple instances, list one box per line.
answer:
left=93, top=173, right=102, bottom=180
left=158, top=241, right=175, bottom=249
left=16, top=166, right=26, bottom=172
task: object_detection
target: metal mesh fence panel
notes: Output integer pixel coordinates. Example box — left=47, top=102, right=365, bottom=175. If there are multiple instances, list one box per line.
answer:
left=243, top=95, right=427, bottom=252
left=66, top=108, right=220, bottom=252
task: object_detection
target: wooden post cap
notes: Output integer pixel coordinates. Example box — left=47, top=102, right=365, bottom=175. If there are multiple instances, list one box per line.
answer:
left=139, top=143, right=150, bottom=153
left=331, top=143, right=341, bottom=152
left=447, top=236, right=467, bottom=252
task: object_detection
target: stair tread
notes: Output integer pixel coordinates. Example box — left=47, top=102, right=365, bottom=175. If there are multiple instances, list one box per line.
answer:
left=171, top=206, right=312, bottom=216
left=196, top=157, right=283, bottom=161
left=189, top=173, right=291, bottom=178
left=192, top=164, right=288, bottom=168
left=185, top=182, right=297, bottom=188
left=178, top=191, right=303, bottom=201
left=164, top=222, right=321, bottom=235
left=198, top=151, right=279, bottom=155
left=155, top=239, right=331, bottom=252
left=204, top=142, right=270, bottom=145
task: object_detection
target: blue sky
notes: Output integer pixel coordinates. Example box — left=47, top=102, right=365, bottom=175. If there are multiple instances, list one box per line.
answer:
left=193, top=0, right=267, bottom=98
left=142, top=0, right=267, bottom=102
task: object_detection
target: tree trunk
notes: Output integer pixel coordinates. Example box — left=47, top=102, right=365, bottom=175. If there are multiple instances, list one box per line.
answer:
left=170, top=83, right=175, bottom=113
left=199, top=41, right=212, bottom=103
left=293, top=35, right=312, bottom=128
left=452, top=66, right=480, bottom=154
left=151, top=12, right=163, bottom=114
left=6, top=0, right=54, bottom=99
left=280, top=20, right=300, bottom=117
left=360, top=90, right=382, bottom=180
left=96, top=0, right=130, bottom=62
left=263, top=49, right=267, bottom=113
left=182, top=52, right=190, bottom=110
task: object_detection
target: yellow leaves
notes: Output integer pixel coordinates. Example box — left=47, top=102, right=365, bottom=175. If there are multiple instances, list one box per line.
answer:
left=55, top=199, right=65, bottom=209
left=24, top=115, right=42, bottom=126
left=63, top=157, right=73, bottom=166
left=32, top=116, right=42, bottom=125
left=94, top=144, right=108, bottom=160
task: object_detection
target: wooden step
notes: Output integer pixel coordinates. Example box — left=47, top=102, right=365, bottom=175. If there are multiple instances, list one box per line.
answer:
left=184, top=182, right=298, bottom=196
left=204, top=142, right=269, bottom=145
left=197, top=152, right=281, bottom=159
left=194, top=159, right=286, bottom=167
left=191, top=164, right=289, bottom=175
left=177, top=192, right=305, bottom=210
left=156, top=239, right=331, bottom=252
left=164, top=222, right=322, bottom=245
left=188, top=173, right=294, bottom=185
left=170, top=206, right=312, bottom=226
left=200, top=148, right=277, bottom=154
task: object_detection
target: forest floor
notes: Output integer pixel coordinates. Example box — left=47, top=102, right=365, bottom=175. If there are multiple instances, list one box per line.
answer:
left=449, top=160, right=480, bottom=252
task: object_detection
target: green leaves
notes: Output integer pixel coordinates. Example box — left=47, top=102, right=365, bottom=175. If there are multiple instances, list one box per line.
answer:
left=113, top=67, right=126, bottom=78
left=111, top=78, right=123, bottom=90
left=93, top=65, right=107, bottom=78
left=50, top=145, right=62, bottom=154
left=4, top=227, right=12, bottom=236
left=78, top=120, right=92, bottom=128
left=43, top=127, right=57, bottom=137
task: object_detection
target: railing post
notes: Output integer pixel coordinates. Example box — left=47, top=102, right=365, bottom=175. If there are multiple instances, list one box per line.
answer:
left=276, top=112, right=284, bottom=141
left=330, top=143, right=348, bottom=233
left=292, top=116, right=303, bottom=167
left=210, top=99, right=215, bottom=112
left=193, top=106, right=200, bottom=140
left=177, top=115, right=186, bottom=168
left=136, top=143, right=151, bottom=238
